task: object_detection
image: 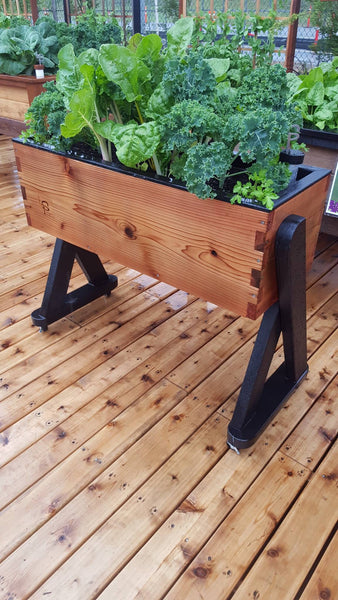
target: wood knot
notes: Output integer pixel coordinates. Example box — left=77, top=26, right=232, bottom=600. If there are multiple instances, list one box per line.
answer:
left=267, top=548, right=279, bottom=558
left=63, top=159, right=71, bottom=174
left=124, top=224, right=137, bottom=239
left=192, top=566, right=210, bottom=579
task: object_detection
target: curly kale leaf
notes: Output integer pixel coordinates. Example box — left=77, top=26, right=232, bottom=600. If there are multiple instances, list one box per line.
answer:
left=162, top=52, right=217, bottom=105
left=160, top=100, right=225, bottom=154
left=238, top=109, right=290, bottom=166
left=183, top=142, right=234, bottom=199
left=54, top=13, right=122, bottom=56
left=237, top=63, right=290, bottom=112
left=22, top=81, right=68, bottom=148
left=258, top=162, right=292, bottom=193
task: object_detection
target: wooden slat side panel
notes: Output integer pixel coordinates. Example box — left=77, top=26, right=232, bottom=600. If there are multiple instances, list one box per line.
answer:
left=14, top=143, right=268, bottom=318
left=25, top=78, right=54, bottom=104
left=256, top=175, right=330, bottom=317
left=0, top=97, right=28, bottom=121
left=0, top=83, right=28, bottom=102
left=267, top=175, right=329, bottom=267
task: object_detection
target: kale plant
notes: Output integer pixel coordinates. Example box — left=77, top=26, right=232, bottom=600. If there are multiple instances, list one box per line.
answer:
left=48, top=11, right=122, bottom=56
left=22, top=81, right=68, bottom=148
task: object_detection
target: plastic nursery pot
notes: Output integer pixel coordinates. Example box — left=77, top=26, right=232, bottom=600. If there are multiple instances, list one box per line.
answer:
left=34, top=65, right=45, bottom=79
left=279, top=149, right=305, bottom=165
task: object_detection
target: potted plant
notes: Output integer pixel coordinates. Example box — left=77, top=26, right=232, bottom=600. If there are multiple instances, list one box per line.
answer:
left=14, top=16, right=331, bottom=449
left=0, top=20, right=59, bottom=136
left=0, top=13, right=123, bottom=136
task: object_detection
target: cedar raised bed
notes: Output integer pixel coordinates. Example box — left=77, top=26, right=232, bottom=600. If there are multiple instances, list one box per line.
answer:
left=0, top=73, right=55, bottom=137
left=13, top=139, right=330, bottom=320
left=13, top=139, right=331, bottom=448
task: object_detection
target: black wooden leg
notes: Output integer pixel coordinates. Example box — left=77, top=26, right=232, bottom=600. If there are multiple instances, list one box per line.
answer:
left=32, top=239, right=118, bottom=331
left=227, top=215, right=308, bottom=451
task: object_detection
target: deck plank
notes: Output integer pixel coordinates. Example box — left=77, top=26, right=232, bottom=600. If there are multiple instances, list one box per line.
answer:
left=299, top=531, right=338, bottom=600
left=0, top=135, right=337, bottom=600
left=229, top=444, right=338, bottom=600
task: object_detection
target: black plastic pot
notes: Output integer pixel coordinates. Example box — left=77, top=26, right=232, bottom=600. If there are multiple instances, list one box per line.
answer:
left=280, top=149, right=305, bottom=165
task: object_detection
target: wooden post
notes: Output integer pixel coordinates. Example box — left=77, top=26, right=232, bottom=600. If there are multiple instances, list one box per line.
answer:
left=121, top=0, right=127, bottom=44
left=63, top=0, right=71, bottom=23
left=30, top=0, right=39, bottom=21
left=285, top=0, right=301, bottom=72
left=179, top=0, right=186, bottom=17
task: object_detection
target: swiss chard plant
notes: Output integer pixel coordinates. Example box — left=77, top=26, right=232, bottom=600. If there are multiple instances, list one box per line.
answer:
left=287, top=58, right=338, bottom=132
left=23, top=14, right=302, bottom=207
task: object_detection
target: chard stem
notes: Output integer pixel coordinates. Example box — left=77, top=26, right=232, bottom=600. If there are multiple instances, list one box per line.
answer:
left=135, top=101, right=144, bottom=124
left=152, top=152, right=162, bottom=176
left=112, top=100, right=123, bottom=124
left=98, top=136, right=110, bottom=162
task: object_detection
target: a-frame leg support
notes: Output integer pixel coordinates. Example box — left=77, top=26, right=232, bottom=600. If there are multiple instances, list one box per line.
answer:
left=227, top=214, right=308, bottom=451
left=31, top=239, right=118, bottom=331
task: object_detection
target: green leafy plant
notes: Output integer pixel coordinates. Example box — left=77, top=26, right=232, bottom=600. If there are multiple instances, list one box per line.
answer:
left=0, top=13, right=30, bottom=28
left=22, top=80, right=68, bottom=147
left=287, top=58, right=338, bottom=131
left=0, top=21, right=59, bottom=75
left=23, top=14, right=302, bottom=208
left=43, top=11, right=123, bottom=56
left=191, top=10, right=289, bottom=70
left=231, top=171, right=279, bottom=210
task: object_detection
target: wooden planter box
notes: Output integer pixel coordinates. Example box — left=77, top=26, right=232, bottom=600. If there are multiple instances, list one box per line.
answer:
left=0, top=73, right=55, bottom=137
left=13, top=140, right=330, bottom=320
left=299, top=127, right=338, bottom=236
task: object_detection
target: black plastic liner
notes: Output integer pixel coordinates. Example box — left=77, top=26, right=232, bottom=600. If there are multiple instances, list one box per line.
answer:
left=299, top=128, right=338, bottom=151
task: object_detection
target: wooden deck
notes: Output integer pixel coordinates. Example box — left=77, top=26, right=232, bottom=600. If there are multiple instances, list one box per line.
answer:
left=0, top=134, right=337, bottom=600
